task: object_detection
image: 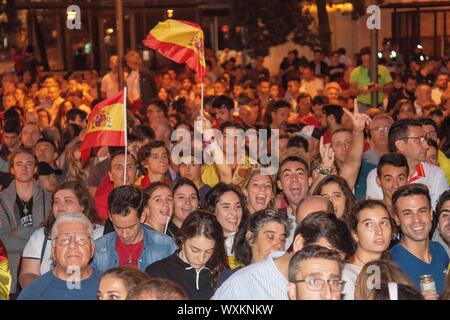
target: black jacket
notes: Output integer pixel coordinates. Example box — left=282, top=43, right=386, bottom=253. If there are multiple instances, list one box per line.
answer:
left=139, top=71, right=158, bottom=107
left=145, top=252, right=213, bottom=300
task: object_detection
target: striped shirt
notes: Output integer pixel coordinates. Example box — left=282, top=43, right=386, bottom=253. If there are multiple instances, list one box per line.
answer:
left=212, top=251, right=288, bottom=300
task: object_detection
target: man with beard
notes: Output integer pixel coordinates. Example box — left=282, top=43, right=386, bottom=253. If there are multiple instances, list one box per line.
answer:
left=391, top=184, right=449, bottom=298
left=366, top=119, right=448, bottom=209
left=432, top=190, right=450, bottom=257
left=387, top=74, right=417, bottom=112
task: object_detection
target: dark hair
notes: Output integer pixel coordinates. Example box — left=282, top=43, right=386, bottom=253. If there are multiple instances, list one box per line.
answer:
left=36, top=137, right=57, bottom=153
left=373, top=283, right=424, bottom=300
left=109, top=150, right=137, bottom=168
left=101, top=267, right=150, bottom=297
left=43, top=180, right=100, bottom=233
left=388, top=119, right=422, bottom=152
left=435, top=190, right=450, bottom=220
left=292, top=211, right=356, bottom=258
left=205, top=182, right=249, bottom=229
left=147, top=99, right=168, bottom=116
left=137, top=141, right=168, bottom=174
left=59, top=124, right=82, bottom=154
left=276, top=156, right=310, bottom=182
left=265, top=100, right=291, bottom=125
left=428, top=108, right=444, bottom=119
left=218, top=120, right=247, bottom=133
left=312, top=175, right=356, bottom=228
left=287, top=76, right=301, bottom=83
left=66, top=108, right=87, bottom=122
left=176, top=210, right=229, bottom=287
left=322, top=104, right=344, bottom=124
left=419, top=118, right=438, bottom=133
left=108, top=185, right=145, bottom=218
left=392, top=183, right=432, bottom=214
left=134, top=125, right=156, bottom=142
left=4, top=107, right=21, bottom=123
left=287, top=135, right=309, bottom=152
left=3, top=120, right=21, bottom=135
left=349, top=199, right=391, bottom=232
left=211, top=95, right=234, bottom=111
left=426, top=138, right=438, bottom=150
left=172, top=177, right=200, bottom=202
left=126, top=278, right=187, bottom=300
left=142, top=181, right=172, bottom=212
left=377, top=152, right=409, bottom=177
left=312, top=95, right=328, bottom=106
left=234, top=209, right=290, bottom=266
left=288, top=245, right=342, bottom=282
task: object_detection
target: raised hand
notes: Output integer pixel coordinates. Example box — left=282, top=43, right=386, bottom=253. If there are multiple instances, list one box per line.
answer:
left=319, top=136, right=335, bottom=169
left=343, top=100, right=371, bottom=133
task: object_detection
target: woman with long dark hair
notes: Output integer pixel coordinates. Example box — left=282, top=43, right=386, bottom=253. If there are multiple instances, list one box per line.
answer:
left=145, top=210, right=229, bottom=300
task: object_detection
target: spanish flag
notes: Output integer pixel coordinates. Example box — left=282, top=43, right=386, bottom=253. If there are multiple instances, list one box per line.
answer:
left=0, top=240, right=11, bottom=300
left=80, top=90, right=126, bottom=161
left=143, top=19, right=206, bottom=81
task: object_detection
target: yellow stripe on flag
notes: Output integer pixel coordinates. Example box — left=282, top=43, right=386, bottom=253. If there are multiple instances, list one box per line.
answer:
left=149, top=19, right=205, bottom=67
left=86, top=103, right=124, bottom=133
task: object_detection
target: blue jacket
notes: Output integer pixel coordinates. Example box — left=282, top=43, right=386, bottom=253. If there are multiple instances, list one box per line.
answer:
left=92, top=225, right=177, bottom=272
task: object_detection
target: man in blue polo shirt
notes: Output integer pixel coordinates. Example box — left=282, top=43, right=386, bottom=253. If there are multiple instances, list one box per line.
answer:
left=390, top=184, right=449, bottom=299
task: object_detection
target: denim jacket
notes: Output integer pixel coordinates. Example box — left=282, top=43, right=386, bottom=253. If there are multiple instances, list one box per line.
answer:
left=92, top=225, right=177, bottom=272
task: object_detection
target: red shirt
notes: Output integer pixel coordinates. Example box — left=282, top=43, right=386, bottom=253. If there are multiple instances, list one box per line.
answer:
left=94, top=175, right=114, bottom=224
left=116, top=237, right=144, bottom=269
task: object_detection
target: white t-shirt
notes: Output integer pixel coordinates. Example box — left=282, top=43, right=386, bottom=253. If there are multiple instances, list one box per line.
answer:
left=101, top=72, right=119, bottom=99
left=366, top=161, right=449, bottom=209
left=341, top=263, right=362, bottom=300
left=22, top=224, right=104, bottom=275
left=300, top=77, right=324, bottom=98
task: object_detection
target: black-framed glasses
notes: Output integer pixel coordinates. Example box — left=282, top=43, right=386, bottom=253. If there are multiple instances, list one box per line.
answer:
left=292, top=276, right=346, bottom=292
left=54, top=233, right=91, bottom=246
left=400, top=136, right=427, bottom=144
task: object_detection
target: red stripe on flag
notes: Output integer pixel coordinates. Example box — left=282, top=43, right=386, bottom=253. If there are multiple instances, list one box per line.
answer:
left=80, top=131, right=125, bottom=161
left=143, top=34, right=206, bottom=80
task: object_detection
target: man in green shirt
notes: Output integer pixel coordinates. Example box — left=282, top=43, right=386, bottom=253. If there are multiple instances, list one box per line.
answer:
left=350, top=47, right=393, bottom=113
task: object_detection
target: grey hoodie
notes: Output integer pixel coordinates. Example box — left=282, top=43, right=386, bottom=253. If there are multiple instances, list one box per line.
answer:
left=0, top=180, right=51, bottom=294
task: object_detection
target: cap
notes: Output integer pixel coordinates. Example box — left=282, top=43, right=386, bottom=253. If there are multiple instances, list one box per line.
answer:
left=38, top=162, right=63, bottom=176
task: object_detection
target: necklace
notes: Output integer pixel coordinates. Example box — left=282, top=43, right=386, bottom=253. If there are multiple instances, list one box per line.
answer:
left=119, top=240, right=142, bottom=264
left=354, top=253, right=368, bottom=266
left=17, top=196, right=31, bottom=215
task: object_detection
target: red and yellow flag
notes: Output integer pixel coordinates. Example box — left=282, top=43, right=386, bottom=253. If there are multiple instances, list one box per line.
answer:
left=80, top=91, right=126, bottom=161
left=143, top=19, right=206, bottom=81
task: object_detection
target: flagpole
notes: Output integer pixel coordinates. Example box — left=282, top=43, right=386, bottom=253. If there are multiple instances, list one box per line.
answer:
left=201, top=82, right=204, bottom=116
left=123, top=87, right=128, bottom=185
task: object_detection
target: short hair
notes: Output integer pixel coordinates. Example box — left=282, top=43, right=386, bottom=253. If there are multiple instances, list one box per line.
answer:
left=8, top=147, right=38, bottom=169
left=52, top=213, right=94, bottom=239
left=288, top=245, right=342, bottom=282
left=428, top=108, right=444, bottom=119
left=36, top=137, right=57, bottom=152
left=211, top=95, right=234, bottom=111
left=276, top=156, right=310, bottom=182
left=370, top=114, right=394, bottom=127
left=312, top=95, right=328, bottom=106
left=218, top=120, right=247, bottom=133
left=3, top=120, right=21, bottom=135
left=322, top=104, right=344, bottom=124
left=388, top=119, right=423, bottom=152
left=377, top=152, right=409, bottom=178
left=66, top=108, right=87, bottom=122
left=137, top=141, right=168, bottom=174
left=292, top=211, right=356, bottom=258
left=172, top=177, right=200, bottom=202
left=392, top=183, right=432, bottom=214
left=391, top=99, right=415, bottom=121
left=287, top=135, right=309, bottom=152
left=126, top=278, right=187, bottom=300
left=287, top=76, right=301, bottom=83
left=265, top=100, right=291, bottom=125
left=435, top=190, right=450, bottom=220
left=108, top=185, right=145, bottom=218
left=109, top=150, right=137, bottom=167
left=147, top=98, right=168, bottom=116
left=234, top=209, right=291, bottom=266
left=419, top=118, right=438, bottom=132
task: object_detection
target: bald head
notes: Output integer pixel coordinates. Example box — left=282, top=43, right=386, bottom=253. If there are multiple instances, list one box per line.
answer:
left=296, top=196, right=334, bottom=223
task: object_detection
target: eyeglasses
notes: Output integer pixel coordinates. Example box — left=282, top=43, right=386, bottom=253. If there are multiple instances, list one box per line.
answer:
left=54, top=233, right=91, bottom=246
left=370, top=126, right=390, bottom=133
left=292, top=276, right=346, bottom=292
left=400, top=136, right=427, bottom=144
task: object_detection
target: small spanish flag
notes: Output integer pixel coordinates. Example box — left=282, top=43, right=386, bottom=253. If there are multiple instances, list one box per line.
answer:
left=80, top=90, right=126, bottom=162
left=143, top=19, right=206, bottom=81
left=0, top=240, right=11, bottom=300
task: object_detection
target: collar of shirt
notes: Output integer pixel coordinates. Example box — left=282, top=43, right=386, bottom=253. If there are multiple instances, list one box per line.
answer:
left=409, top=162, right=426, bottom=183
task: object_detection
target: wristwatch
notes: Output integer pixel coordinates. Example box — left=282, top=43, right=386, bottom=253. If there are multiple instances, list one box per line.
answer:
left=317, top=166, right=333, bottom=175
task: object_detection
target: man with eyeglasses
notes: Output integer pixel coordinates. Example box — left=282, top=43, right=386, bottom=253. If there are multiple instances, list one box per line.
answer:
left=18, top=213, right=101, bottom=300
left=366, top=119, right=448, bottom=209
left=363, top=114, right=394, bottom=166
left=288, top=245, right=344, bottom=300
left=390, top=184, right=449, bottom=299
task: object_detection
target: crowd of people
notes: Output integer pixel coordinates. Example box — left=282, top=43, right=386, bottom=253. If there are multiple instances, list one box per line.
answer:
left=0, top=42, right=449, bottom=300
